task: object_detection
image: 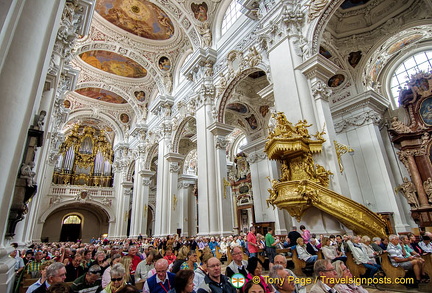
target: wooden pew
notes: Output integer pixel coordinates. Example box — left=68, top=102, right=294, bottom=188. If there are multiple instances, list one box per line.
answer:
left=345, top=251, right=366, bottom=278
left=291, top=249, right=306, bottom=276
left=215, top=246, right=223, bottom=260
left=20, top=277, right=38, bottom=293
left=421, top=253, right=432, bottom=278
left=380, top=252, right=406, bottom=279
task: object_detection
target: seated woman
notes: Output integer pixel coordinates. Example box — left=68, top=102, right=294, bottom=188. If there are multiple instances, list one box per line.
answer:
left=360, top=236, right=379, bottom=265
left=332, top=260, right=368, bottom=293
left=101, top=263, right=127, bottom=293
left=168, top=270, right=195, bottom=293
left=321, top=237, right=347, bottom=263
left=296, top=238, right=317, bottom=264
left=243, top=281, right=266, bottom=293
left=180, top=250, right=199, bottom=270
left=400, top=235, right=425, bottom=264
left=346, top=236, right=381, bottom=279
left=245, top=257, right=273, bottom=293
left=102, top=254, right=123, bottom=288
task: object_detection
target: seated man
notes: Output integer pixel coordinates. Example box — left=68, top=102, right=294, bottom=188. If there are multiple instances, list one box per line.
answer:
left=225, top=246, right=248, bottom=278
left=197, top=257, right=236, bottom=293
left=65, top=253, right=85, bottom=282
left=306, top=238, right=320, bottom=256
left=419, top=235, right=432, bottom=253
left=33, top=262, right=67, bottom=293
left=144, top=259, right=175, bottom=293
left=71, top=264, right=102, bottom=293
left=387, top=234, right=425, bottom=285
left=346, top=236, right=380, bottom=279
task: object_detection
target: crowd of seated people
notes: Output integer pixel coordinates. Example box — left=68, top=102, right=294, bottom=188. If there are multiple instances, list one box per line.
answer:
left=10, top=227, right=432, bottom=292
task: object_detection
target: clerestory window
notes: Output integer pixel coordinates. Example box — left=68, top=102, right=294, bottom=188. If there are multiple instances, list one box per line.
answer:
left=390, top=50, right=432, bottom=106
left=221, top=1, right=243, bottom=35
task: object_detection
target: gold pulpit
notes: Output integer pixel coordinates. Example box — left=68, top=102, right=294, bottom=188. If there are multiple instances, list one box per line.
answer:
left=265, top=112, right=386, bottom=238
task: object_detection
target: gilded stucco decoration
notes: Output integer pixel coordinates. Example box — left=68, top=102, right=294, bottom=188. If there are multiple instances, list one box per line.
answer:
left=265, top=112, right=387, bottom=238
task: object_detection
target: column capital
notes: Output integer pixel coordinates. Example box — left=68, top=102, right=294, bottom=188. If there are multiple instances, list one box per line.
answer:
left=208, top=122, right=235, bottom=136
left=149, top=95, right=174, bottom=117
left=241, top=138, right=267, bottom=154
left=182, top=48, right=217, bottom=82
left=297, top=53, right=340, bottom=83
left=121, top=181, right=133, bottom=189
left=332, top=90, right=389, bottom=133
left=139, top=170, right=155, bottom=178
left=130, top=124, right=148, bottom=141
left=165, top=152, right=185, bottom=162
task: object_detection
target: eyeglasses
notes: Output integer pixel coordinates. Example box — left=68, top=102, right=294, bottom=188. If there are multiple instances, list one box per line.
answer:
left=90, top=271, right=102, bottom=274
left=111, top=277, right=123, bottom=282
left=208, top=263, right=221, bottom=268
left=232, top=252, right=243, bottom=256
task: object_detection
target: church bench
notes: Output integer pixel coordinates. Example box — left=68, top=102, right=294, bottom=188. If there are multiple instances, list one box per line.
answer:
left=291, top=249, right=306, bottom=276
left=345, top=251, right=366, bottom=278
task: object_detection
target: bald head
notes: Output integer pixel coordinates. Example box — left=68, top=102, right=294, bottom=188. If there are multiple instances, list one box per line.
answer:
left=273, top=254, right=287, bottom=267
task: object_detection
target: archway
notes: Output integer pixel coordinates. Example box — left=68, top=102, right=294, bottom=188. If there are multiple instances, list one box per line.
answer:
left=41, top=202, right=110, bottom=242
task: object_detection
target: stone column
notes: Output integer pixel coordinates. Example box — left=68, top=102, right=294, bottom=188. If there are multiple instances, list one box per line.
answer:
left=183, top=48, right=218, bottom=235
left=242, top=139, right=289, bottom=235
left=140, top=171, right=155, bottom=237
left=257, top=3, right=316, bottom=126
left=333, top=90, right=413, bottom=232
left=209, top=122, right=235, bottom=235
left=178, top=175, right=197, bottom=237
left=111, top=143, right=132, bottom=238
left=297, top=54, right=350, bottom=195
left=165, top=153, right=184, bottom=235
left=150, top=96, right=174, bottom=237
left=0, top=0, right=93, bottom=291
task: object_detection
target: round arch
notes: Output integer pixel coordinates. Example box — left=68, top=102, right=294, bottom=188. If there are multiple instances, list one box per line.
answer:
left=66, top=108, right=125, bottom=143
left=40, top=201, right=113, bottom=242
left=40, top=200, right=115, bottom=224
left=217, top=67, right=268, bottom=123
left=171, top=116, right=196, bottom=153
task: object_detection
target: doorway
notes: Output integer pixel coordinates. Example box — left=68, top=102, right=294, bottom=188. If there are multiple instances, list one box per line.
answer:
left=59, top=214, right=82, bottom=242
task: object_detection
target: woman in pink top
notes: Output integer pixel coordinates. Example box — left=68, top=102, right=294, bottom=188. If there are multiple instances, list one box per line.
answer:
left=300, top=225, right=311, bottom=244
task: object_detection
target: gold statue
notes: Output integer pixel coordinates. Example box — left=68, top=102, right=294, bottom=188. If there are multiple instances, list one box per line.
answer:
left=295, top=120, right=312, bottom=138
left=280, top=162, right=290, bottom=181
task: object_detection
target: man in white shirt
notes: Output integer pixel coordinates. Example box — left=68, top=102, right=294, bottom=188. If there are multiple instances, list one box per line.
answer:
left=419, top=236, right=432, bottom=253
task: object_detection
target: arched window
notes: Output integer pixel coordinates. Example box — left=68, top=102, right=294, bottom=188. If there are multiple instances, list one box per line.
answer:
left=63, top=215, right=81, bottom=224
left=221, top=1, right=243, bottom=35
left=390, top=50, right=432, bottom=106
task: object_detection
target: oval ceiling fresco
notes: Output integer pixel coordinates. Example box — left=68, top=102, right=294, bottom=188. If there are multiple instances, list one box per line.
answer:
left=80, top=50, right=147, bottom=78
left=96, top=0, right=174, bottom=40
left=76, top=88, right=127, bottom=104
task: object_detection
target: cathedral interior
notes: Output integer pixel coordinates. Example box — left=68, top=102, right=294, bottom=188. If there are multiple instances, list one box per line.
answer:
left=1, top=0, right=432, bottom=290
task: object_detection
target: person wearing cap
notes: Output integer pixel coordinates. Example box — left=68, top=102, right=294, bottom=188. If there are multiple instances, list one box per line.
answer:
left=71, top=264, right=103, bottom=293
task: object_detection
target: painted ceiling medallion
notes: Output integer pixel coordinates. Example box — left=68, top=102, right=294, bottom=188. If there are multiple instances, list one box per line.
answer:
left=96, top=0, right=174, bottom=40
left=76, top=87, right=127, bottom=104
left=80, top=50, right=147, bottom=78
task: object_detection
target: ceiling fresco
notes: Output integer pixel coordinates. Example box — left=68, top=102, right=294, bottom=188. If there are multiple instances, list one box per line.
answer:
left=76, top=87, right=128, bottom=104
left=95, top=0, right=175, bottom=40
left=79, top=50, right=147, bottom=78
